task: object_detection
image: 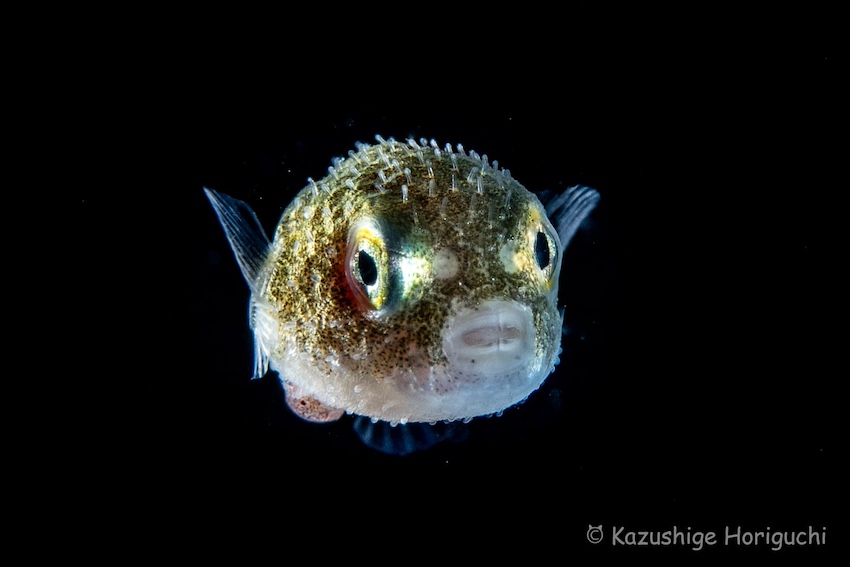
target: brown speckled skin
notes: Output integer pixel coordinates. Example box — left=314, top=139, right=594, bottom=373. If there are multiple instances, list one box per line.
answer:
left=257, top=139, right=563, bottom=421
left=242, top=140, right=561, bottom=421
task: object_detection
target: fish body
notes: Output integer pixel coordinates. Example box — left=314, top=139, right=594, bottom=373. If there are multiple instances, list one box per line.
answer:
left=205, top=136, right=599, bottom=428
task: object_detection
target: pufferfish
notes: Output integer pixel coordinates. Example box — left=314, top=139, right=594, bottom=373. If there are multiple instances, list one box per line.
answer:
left=205, top=136, right=599, bottom=451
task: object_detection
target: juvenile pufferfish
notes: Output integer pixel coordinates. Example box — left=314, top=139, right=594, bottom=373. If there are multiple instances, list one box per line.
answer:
left=205, top=136, right=599, bottom=426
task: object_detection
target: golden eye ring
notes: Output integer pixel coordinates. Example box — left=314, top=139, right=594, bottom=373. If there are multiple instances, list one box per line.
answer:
left=345, top=223, right=392, bottom=312
left=531, top=224, right=560, bottom=287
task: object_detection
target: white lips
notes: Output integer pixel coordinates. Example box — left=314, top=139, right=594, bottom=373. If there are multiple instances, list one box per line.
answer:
left=442, top=300, right=535, bottom=377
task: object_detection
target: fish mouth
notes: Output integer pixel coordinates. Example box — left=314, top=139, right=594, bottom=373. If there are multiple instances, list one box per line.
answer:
left=442, top=299, right=536, bottom=381
left=379, top=299, right=543, bottom=422
left=276, top=298, right=549, bottom=425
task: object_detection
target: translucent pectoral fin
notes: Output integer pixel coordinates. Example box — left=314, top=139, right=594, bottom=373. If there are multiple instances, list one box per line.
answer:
left=543, top=185, right=600, bottom=249
left=204, top=187, right=271, bottom=294
left=249, top=298, right=277, bottom=379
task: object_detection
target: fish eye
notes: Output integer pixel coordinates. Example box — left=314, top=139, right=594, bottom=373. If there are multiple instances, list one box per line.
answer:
left=534, top=231, right=551, bottom=270
left=357, top=250, right=378, bottom=286
left=346, top=224, right=392, bottom=312
left=531, top=226, right=559, bottom=285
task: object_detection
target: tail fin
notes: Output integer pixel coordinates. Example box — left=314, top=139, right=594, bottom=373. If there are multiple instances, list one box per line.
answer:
left=352, top=417, right=468, bottom=455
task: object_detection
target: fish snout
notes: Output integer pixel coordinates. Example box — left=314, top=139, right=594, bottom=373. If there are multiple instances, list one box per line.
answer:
left=442, top=300, right=536, bottom=378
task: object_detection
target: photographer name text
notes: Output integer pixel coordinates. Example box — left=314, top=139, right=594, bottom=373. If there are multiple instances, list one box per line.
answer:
left=586, top=525, right=827, bottom=552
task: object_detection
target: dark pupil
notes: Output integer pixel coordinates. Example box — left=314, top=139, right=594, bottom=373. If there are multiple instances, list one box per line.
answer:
left=358, top=250, right=378, bottom=286
left=534, top=231, right=551, bottom=270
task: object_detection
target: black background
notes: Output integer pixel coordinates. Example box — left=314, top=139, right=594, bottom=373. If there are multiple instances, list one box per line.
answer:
left=71, top=8, right=839, bottom=561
